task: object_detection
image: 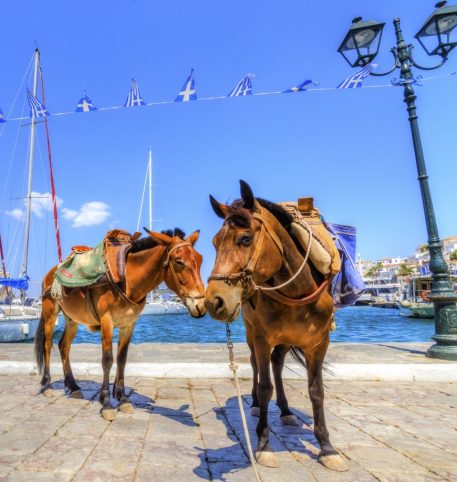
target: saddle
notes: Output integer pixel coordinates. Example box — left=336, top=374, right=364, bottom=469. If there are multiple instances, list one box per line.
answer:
left=279, top=198, right=341, bottom=276
left=54, top=229, right=141, bottom=289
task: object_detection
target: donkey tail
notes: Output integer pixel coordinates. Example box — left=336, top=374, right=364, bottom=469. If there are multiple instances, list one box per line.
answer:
left=289, top=346, right=334, bottom=376
left=34, top=313, right=46, bottom=375
left=289, top=346, right=307, bottom=370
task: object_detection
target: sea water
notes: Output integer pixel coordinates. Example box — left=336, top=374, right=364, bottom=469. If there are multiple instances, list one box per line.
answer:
left=54, top=306, right=434, bottom=344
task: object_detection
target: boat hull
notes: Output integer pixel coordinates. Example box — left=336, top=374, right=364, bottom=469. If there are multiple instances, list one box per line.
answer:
left=0, top=317, right=40, bottom=342
left=141, top=302, right=187, bottom=316
left=397, top=302, right=434, bottom=318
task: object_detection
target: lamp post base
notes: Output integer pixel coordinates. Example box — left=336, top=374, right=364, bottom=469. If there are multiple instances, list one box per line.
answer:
left=427, top=302, right=457, bottom=360
left=427, top=339, right=457, bottom=361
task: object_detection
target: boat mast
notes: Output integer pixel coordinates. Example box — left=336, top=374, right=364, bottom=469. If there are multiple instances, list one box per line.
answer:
left=148, top=147, right=152, bottom=230
left=20, top=48, right=40, bottom=303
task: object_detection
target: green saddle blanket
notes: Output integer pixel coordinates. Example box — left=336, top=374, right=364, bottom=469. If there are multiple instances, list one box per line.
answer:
left=55, top=241, right=106, bottom=288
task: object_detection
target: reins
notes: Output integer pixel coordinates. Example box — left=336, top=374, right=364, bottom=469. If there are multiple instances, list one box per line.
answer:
left=209, top=208, right=331, bottom=307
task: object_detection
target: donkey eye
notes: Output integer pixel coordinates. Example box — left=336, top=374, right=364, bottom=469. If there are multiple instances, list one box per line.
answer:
left=174, top=259, right=185, bottom=270
left=237, top=234, right=252, bottom=247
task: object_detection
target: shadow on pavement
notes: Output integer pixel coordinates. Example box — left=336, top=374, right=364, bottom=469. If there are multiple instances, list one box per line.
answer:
left=193, top=395, right=318, bottom=481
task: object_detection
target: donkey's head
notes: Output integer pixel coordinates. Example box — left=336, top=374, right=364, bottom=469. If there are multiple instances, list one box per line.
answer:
left=145, top=228, right=206, bottom=318
left=205, top=181, right=283, bottom=322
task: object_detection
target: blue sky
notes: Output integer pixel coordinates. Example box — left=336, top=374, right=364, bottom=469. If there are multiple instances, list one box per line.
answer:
left=1, top=0, right=456, bottom=296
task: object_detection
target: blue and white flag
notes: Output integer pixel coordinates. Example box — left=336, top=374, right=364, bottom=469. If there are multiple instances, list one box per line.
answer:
left=75, top=94, right=97, bottom=112
left=228, top=74, right=255, bottom=97
left=284, top=79, right=314, bottom=93
left=0, top=107, right=5, bottom=123
left=175, top=70, right=197, bottom=102
left=27, top=89, right=50, bottom=118
left=124, top=79, right=145, bottom=107
left=338, top=64, right=375, bottom=89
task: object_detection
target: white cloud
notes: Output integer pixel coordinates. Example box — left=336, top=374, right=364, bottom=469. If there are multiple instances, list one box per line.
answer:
left=30, top=191, right=62, bottom=218
left=5, top=191, right=62, bottom=221
left=62, top=201, right=110, bottom=228
left=5, top=208, right=25, bottom=221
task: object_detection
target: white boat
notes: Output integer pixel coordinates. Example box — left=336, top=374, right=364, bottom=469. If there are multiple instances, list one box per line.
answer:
left=0, top=49, right=58, bottom=341
left=141, top=293, right=187, bottom=316
left=356, top=276, right=401, bottom=307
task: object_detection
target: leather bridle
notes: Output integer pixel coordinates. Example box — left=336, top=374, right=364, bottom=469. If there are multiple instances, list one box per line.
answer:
left=208, top=209, right=332, bottom=307
left=163, top=241, right=204, bottom=303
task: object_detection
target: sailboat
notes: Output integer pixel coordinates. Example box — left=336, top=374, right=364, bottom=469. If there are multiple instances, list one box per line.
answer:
left=138, top=148, right=187, bottom=316
left=0, top=49, right=61, bottom=341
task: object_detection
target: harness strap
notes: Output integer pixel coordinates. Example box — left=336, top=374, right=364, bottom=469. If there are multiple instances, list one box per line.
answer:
left=260, top=276, right=332, bottom=307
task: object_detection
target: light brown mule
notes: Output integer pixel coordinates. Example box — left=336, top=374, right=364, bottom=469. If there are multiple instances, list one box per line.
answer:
left=35, top=228, right=205, bottom=420
left=205, top=181, right=348, bottom=472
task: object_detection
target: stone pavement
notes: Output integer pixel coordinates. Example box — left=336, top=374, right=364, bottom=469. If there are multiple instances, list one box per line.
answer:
left=0, top=374, right=456, bottom=481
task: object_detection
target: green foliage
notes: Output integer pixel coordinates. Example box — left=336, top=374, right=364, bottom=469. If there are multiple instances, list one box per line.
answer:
left=397, top=263, right=414, bottom=277
left=450, top=249, right=457, bottom=261
left=365, top=261, right=382, bottom=278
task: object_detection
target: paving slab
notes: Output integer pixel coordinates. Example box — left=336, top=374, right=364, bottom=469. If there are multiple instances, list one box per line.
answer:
left=0, top=374, right=456, bottom=481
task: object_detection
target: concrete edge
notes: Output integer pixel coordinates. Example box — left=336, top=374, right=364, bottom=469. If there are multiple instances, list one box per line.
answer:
left=1, top=361, right=457, bottom=382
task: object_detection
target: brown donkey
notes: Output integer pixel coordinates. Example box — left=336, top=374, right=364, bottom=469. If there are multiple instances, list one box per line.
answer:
left=205, top=181, right=348, bottom=472
left=35, top=228, right=205, bottom=420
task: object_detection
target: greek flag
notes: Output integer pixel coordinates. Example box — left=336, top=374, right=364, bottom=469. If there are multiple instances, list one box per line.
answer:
left=175, top=70, right=197, bottom=102
left=0, top=107, right=5, bottom=123
left=27, top=89, right=50, bottom=118
left=338, top=64, right=375, bottom=89
left=228, top=74, right=255, bottom=97
left=124, top=79, right=145, bottom=107
left=75, top=94, right=97, bottom=112
left=284, top=79, right=314, bottom=93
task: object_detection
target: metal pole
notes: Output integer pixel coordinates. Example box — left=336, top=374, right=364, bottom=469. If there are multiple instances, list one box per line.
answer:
left=20, top=48, right=40, bottom=303
left=148, top=147, right=152, bottom=231
left=394, top=18, right=457, bottom=360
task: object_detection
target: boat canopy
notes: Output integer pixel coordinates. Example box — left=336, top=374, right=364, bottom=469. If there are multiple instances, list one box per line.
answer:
left=0, top=276, right=29, bottom=290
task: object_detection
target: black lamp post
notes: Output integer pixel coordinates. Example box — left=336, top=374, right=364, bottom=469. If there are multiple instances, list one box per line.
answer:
left=338, top=2, right=457, bottom=360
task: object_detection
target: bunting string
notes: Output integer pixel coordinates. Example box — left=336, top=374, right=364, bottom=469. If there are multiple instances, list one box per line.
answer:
left=2, top=68, right=455, bottom=123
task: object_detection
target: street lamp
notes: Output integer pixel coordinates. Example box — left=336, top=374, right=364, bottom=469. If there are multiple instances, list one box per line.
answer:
left=338, top=1, right=457, bottom=360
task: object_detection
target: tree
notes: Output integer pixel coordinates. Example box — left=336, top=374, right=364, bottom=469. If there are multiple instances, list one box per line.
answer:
left=450, top=249, right=457, bottom=261
left=365, top=261, right=382, bottom=278
left=397, top=263, right=414, bottom=277
left=418, top=244, right=428, bottom=253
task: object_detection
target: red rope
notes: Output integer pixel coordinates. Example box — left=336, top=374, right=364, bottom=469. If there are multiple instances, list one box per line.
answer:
left=39, top=66, right=62, bottom=263
left=0, top=234, right=6, bottom=276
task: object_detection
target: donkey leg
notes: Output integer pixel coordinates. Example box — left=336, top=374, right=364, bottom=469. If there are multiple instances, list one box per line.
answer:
left=305, top=339, right=348, bottom=472
left=99, top=315, right=115, bottom=421
left=246, top=326, right=260, bottom=416
left=254, top=340, right=279, bottom=468
left=59, top=316, right=82, bottom=398
left=271, top=345, right=298, bottom=425
left=35, top=297, right=59, bottom=397
left=113, top=323, right=135, bottom=413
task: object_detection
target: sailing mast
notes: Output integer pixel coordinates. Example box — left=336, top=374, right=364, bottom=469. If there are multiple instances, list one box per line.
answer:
left=148, top=147, right=152, bottom=231
left=20, top=48, right=40, bottom=303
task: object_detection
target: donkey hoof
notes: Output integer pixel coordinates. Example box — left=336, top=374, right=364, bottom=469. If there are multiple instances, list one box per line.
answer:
left=70, top=390, right=83, bottom=399
left=250, top=406, right=260, bottom=417
left=319, top=454, right=349, bottom=472
left=43, top=388, right=54, bottom=398
left=280, top=414, right=299, bottom=426
left=255, top=448, right=280, bottom=468
left=119, top=402, right=134, bottom=414
left=101, top=408, right=117, bottom=421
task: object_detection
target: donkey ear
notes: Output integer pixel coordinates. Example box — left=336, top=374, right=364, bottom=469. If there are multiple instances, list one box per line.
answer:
left=185, top=229, right=200, bottom=246
left=209, top=195, right=229, bottom=219
left=240, top=180, right=255, bottom=210
left=143, top=228, right=172, bottom=246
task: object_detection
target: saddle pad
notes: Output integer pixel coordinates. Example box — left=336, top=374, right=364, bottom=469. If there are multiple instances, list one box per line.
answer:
left=55, top=241, right=106, bottom=288
left=279, top=201, right=341, bottom=276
